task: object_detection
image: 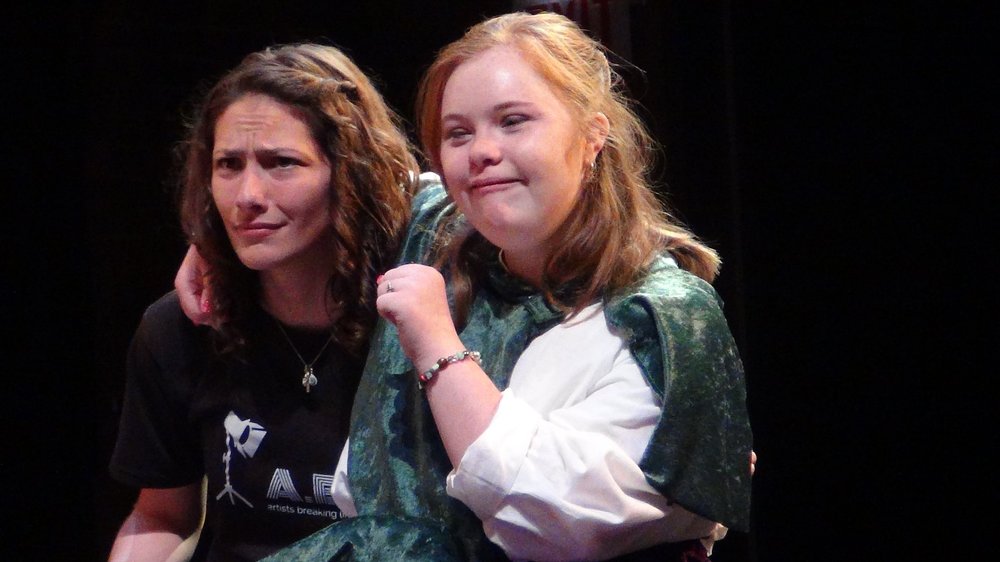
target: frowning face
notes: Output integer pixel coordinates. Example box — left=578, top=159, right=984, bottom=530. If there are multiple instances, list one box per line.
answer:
left=211, top=94, right=334, bottom=276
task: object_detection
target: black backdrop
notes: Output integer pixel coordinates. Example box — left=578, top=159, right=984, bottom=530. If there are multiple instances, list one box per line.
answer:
left=3, top=2, right=993, bottom=561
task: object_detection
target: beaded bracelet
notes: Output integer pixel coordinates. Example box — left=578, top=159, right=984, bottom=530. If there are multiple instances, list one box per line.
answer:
left=417, top=350, right=482, bottom=390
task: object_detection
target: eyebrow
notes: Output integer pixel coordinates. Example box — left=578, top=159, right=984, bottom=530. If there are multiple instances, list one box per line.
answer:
left=212, top=147, right=307, bottom=158
left=441, top=100, right=535, bottom=122
left=492, top=101, right=533, bottom=112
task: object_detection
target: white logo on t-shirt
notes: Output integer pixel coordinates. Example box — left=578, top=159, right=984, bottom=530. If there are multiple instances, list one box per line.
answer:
left=216, top=411, right=267, bottom=507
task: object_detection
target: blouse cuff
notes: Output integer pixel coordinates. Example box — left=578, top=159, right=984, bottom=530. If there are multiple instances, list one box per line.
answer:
left=446, top=389, right=540, bottom=519
left=331, top=441, right=358, bottom=517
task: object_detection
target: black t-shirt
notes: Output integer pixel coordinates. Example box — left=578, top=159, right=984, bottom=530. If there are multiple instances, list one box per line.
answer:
left=110, top=292, right=362, bottom=561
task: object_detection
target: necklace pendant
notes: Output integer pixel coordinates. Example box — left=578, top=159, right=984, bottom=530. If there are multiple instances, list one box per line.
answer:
left=302, top=366, right=318, bottom=393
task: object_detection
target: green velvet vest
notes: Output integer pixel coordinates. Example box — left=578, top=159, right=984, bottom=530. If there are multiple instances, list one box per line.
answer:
left=263, top=183, right=751, bottom=561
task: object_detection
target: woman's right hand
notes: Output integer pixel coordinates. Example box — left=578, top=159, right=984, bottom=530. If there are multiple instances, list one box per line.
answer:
left=374, top=264, right=465, bottom=373
left=175, top=245, right=216, bottom=327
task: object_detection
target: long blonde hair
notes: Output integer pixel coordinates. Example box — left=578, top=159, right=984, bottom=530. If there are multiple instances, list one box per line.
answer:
left=416, top=12, right=720, bottom=319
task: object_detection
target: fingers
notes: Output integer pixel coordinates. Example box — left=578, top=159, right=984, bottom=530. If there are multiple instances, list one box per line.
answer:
left=750, top=450, right=757, bottom=476
left=373, top=264, right=455, bottom=337
left=175, top=245, right=215, bottom=327
left=375, top=266, right=464, bottom=372
left=375, top=274, right=396, bottom=297
left=375, top=264, right=435, bottom=298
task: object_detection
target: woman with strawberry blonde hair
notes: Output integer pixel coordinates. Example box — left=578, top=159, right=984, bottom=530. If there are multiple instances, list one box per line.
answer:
left=179, top=11, right=752, bottom=562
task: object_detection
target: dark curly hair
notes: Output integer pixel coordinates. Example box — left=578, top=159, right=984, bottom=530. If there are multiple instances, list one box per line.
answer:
left=178, top=43, right=417, bottom=358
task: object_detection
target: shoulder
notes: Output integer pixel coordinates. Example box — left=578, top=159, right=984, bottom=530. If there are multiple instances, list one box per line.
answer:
left=140, top=290, right=188, bottom=323
left=399, top=173, right=454, bottom=264
left=411, top=173, right=452, bottom=224
left=414, top=172, right=447, bottom=207
left=607, top=255, right=726, bottom=323
left=136, top=291, right=200, bottom=338
left=604, top=256, right=737, bottom=396
left=131, top=291, right=209, bottom=367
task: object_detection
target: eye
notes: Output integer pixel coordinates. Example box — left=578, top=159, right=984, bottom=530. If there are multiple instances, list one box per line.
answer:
left=262, top=154, right=306, bottom=171
left=500, top=114, right=529, bottom=128
left=214, top=157, right=242, bottom=172
left=442, top=127, right=472, bottom=147
left=273, top=156, right=300, bottom=169
left=444, top=127, right=470, bottom=141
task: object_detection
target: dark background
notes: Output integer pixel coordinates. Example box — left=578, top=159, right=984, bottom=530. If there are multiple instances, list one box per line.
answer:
left=2, top=1, right=993, bottom=561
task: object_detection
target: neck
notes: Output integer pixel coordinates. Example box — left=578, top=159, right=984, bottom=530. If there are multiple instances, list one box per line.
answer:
left=501, top=245, right=547, bottom=288
left=259, top=265, right=339, bottom=330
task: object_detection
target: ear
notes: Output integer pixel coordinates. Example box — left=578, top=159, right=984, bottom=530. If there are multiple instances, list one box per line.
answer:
left=585, top=111, right=610, bottom=163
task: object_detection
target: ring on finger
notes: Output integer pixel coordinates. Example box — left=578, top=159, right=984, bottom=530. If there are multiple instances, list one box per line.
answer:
left=386, top=281, right=394, bottom=293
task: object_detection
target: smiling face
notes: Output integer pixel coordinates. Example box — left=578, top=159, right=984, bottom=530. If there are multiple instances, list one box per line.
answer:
left=438, top=46, right=603, bottom=283
left=211, top=94, right=334, bottom=277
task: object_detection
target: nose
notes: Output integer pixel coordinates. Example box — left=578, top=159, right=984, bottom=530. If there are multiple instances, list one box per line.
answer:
left=234, top=166, right=267, bottom=212
left=468, top=131, right=502, bottom=171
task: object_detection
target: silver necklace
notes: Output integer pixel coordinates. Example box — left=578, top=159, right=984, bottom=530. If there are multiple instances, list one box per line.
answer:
left=275, top=322, right=335, bottom=393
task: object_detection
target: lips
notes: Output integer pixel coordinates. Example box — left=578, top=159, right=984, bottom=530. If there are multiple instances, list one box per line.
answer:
left=468, top=177, right=520, bottom=193
left=235, top=221, right=283, bottom=238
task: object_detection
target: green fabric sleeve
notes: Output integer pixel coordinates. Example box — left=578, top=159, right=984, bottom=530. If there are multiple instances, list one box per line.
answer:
left=606, top=257, right=752, bottom=531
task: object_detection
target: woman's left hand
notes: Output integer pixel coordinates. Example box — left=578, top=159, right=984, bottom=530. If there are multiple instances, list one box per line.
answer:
left=376, top=264, right=465, bottom=372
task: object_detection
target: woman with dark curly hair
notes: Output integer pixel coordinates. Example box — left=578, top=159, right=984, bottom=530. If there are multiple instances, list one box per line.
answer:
left=108, top=43, right=417, bottom=561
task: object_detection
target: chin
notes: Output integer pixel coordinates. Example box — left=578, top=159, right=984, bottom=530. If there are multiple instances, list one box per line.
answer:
left=233, top=248, right=282, bottom=272
left=480, top=218, right=534, bottom=247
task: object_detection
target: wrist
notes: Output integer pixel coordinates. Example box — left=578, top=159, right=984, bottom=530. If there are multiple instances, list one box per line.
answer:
left=410, top=335, right=465, bottom=374
left=418, top=349, right=482, bottom=390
